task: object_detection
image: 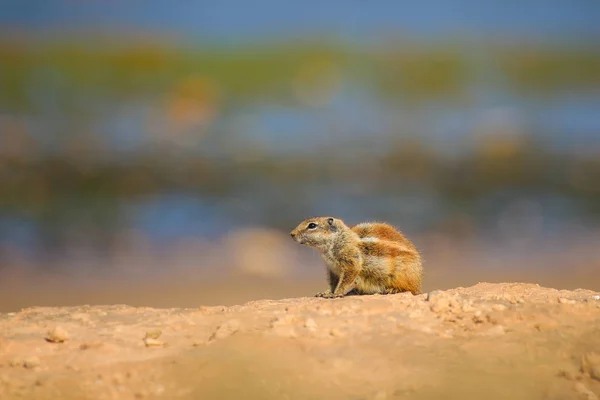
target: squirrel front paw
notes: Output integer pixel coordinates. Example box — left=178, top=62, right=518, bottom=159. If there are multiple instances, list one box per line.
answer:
left=321, top=292, right=345, bottom=299
left=315, top=290, right=332, bottom=298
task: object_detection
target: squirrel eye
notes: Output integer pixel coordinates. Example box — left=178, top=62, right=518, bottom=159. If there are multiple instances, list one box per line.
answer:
left=307, top=222, right=317, bottom=229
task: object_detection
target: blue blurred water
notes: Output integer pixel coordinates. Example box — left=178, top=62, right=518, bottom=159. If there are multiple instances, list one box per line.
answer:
left=122, top=194, right=234, bottom=244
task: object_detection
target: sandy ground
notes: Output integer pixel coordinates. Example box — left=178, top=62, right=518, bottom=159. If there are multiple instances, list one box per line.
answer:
left=0, top=282, right=599, bottom=400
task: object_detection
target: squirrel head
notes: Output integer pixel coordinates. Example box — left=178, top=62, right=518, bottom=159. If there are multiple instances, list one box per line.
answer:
left=290, top=216, right=346, bottom=250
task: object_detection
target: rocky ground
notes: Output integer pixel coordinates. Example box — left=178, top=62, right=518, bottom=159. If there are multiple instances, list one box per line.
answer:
left=0, top=282, right=599, bottom=400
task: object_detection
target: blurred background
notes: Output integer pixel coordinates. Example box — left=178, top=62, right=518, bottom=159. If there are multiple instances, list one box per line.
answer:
left=0, top=0, right=599, bottom=311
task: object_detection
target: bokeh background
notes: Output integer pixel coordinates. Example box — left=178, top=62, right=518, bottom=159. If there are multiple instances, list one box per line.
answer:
left=1, top=0, right=599, bottom=311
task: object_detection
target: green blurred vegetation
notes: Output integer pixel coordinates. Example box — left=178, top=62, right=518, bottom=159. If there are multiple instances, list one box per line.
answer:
left=1, top=40, right=600, bottom=112
left=498, top=46, right=600, bottom=94
left=0, top=41, right=347, bottom=112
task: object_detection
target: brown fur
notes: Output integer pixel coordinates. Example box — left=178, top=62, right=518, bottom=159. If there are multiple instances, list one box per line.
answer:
left=352, top=222, right=409, bottom=243
left=290, top=216, right=423, bottom=298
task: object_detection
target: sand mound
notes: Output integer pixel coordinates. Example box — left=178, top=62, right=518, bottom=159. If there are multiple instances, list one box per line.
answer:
left=1, top=282, right=599, bottom=400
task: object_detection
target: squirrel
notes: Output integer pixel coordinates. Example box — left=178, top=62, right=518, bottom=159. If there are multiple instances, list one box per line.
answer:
left=290, top=216, right=423, bottom=298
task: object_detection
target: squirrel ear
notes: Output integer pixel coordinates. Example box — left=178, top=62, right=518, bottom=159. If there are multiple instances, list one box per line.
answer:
left=327, top=217, right=337, bottom=232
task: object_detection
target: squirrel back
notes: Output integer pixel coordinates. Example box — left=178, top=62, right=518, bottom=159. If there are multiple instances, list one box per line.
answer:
left=351, top=222, right=417, bottom=252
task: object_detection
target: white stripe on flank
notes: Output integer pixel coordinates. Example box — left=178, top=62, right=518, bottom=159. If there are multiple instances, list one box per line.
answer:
left=361, top=237, right=380, bottom=243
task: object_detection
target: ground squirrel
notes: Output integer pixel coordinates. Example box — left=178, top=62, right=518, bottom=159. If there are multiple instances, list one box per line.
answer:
left=290, top=216, right=423, bottom=298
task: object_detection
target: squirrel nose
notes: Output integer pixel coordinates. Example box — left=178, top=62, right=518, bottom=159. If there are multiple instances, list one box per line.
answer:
left=290, top=232, right=296, bottom=238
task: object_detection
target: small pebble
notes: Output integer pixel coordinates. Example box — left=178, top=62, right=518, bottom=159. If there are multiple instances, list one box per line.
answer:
left=144, top=330, right=162, bottom=340
left=426, top=291, right=444, bottom=302
left=430, top=298, right=450, bottom=313
left=209, top=319, right=241, bottom=341
left=24, top=357, right=40, bottom=369
left=144, top=338, right=165, bottom=348
left=472, top=311, right=486, bottom=324
left=270, top=316, right=296, bottom=327
left=330, top=328, right=346, bottom=338
left=46, top=326, right=69, bottom=343
left=492, top=304, right=507, bottom=312
left=448, top=298, right=461, bottom=314
left=534, top=322, right=556, bottom=332
left=304, top=318, right=318, bottom=332
left=80, top=342, right=104, bottom=350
